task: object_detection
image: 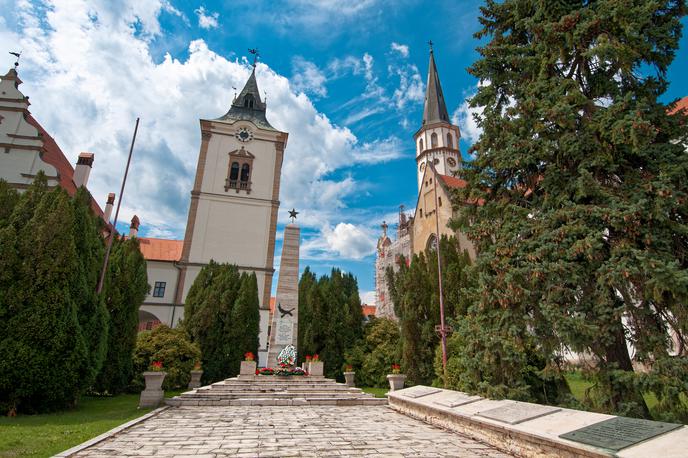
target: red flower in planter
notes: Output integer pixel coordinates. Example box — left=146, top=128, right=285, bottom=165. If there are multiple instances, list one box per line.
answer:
left=312, top=354, right=320, bottom=362
left=150, top=361, right=163, bottom=371
left=391, top=363, right=401, bottom=374
left=305, top=355, right=312, bottom=361
left=244, top=352, right=255, bottom=361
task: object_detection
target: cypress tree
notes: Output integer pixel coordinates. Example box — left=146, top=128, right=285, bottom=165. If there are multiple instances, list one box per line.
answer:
left=230, top=272, right=260, bottom=367
left=454, top=0, right=687, bottom=419
left=71, top=188, right=109, bottom=390
left=0, top=188, right=88, bottom=413
left=297, top=267, right=317, bottom=358
left=95, top=237, right=149, bottom=394
left=0, top=180, right=19, bottom=227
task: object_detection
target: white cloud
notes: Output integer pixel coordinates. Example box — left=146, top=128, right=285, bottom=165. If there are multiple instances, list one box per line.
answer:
left=5, top=0, right=401, bottom=262
left=452, top=99, right=483, bottom=144
left=302, top=222, right=377, bottom=260
left=390, top=42, right=409, bottom=58
left=290, top=56, right=327, bottom=97
left=194, top=6, right=219, bottom=29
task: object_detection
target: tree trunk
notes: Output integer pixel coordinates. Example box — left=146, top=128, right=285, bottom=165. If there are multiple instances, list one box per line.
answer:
left=603, top=320, right=651, bottom=419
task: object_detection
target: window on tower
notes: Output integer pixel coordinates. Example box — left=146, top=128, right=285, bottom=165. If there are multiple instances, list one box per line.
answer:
left=240, top=163, right=251, bottom=189
left=244, top=94, right=255, bottom=108
left=431, top=132, right=438, bottom=148
left=447, top=133, right=453, bottom=149
left=225, top=147, right=254, bottom=193
left=419, top=138, right=424, bottom=152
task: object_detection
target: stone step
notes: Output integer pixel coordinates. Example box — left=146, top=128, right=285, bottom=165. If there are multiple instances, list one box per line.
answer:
left=166, top=397, right=388, bottom=407
left=208, top=385, right=360, bottom=392
left=180, top=391, right=375, bottom=399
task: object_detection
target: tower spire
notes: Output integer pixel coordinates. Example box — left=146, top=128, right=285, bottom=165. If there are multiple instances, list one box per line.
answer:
left=422, top=45, right=449, bottom=125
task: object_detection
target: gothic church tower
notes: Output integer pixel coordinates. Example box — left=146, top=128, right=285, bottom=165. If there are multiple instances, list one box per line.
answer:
left=177, top=66, right=288, bottom=364
left=414, top=48, right=461, bottom=190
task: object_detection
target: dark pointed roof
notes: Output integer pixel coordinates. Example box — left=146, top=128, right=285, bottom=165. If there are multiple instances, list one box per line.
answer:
left=422, top=50, right=450, bottom=125
left=216, top=67, right=275, bottom=130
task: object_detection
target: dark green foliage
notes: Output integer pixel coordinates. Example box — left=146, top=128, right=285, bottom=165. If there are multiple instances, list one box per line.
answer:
left=95, top=237, right=149, bottom=394
left=183, top=262, right=259, bottom=383
left=298, top=268, right=364, bottom=380
left=387, top=236, right=472, bottom=386
left=71, top=188, right=109, bottom=391
left=0, top=179, right=89, bottom=413
left=345, top=317, right=401, bottom=387
left=0, top=180, right=19, bottom=227
left=453, top=0, right=687, bottom=420
left=131, top=325, right=201, bottom=391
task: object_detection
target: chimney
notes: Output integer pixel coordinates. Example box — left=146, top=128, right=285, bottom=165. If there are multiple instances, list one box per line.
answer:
left=104, top=193, right=115, bottom=222
left=129, top=215, right=140, bottom=238
left=73, top=152, right=94, bottom=188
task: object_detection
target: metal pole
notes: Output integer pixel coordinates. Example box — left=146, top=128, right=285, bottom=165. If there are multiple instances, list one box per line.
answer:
left=432, top=163, right=448, bottom=386
left=96, top=118, right=140, bottom=294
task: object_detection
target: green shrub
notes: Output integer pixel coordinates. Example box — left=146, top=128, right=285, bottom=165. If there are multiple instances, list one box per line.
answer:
left=131, top=325, right=201, bottom=391
left=346, top=317, right=400, bottom=387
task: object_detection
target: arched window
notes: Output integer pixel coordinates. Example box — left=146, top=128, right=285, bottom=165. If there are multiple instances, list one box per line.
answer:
left=426, top=234, right=437, bottom=252
left=419, top=208, right=423, bottom=218
left=244, top=94, right=255, bottom=108
left=446, top=133, right=453, bottom=149
left=241, top=163, right=250, bottom=182
left=230, top=162, right=239, bottom=181
left=419, top=138, right=424, bottom=152
left=431, top=132, right=438, bottom=148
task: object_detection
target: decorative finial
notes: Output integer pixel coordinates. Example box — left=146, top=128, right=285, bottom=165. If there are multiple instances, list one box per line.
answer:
left=232, top=86, right=237, bottom=102
left=381, top=220, right=388, bottom=237
left=9, top=51, right=21, bottom=69
left=248, top=48, right=260, bottom=68
left=288, top=208, right=299, bottom=223
left=428, top=40, right=434, bottom=52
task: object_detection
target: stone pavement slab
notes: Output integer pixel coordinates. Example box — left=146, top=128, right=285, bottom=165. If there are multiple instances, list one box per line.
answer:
left=71, top=406, right=513, bottom=457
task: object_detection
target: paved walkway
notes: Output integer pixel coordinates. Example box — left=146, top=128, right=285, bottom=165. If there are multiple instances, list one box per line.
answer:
left=73, top=406, right=514, bottom=457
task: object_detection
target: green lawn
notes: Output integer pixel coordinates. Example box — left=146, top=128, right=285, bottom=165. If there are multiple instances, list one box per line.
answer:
left=361, top=386, right=388, bottom=398
left=0, top=391, right=181, bottom=458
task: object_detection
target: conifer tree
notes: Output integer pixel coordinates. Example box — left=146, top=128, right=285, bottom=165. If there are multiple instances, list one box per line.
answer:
left=0, top=187, right=88, bottom=413
left=0, top=180, right=19, bottom=226
left=454, top=0, right=687, bottom=419
left=230, top=272, right=260, bottom=367
left=96, top=237, right=149, bottom=394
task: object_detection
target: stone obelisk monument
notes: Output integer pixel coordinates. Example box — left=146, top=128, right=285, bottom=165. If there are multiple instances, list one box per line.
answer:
left=267, top=209, right=301, bottom=364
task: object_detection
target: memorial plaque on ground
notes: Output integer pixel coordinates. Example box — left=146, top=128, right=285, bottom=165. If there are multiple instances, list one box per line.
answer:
left=476, top=402, right=560, bottom=425
left=432, top=393, right=482, bottom=408
left=402, top=386, right=442, bottom=398
left=559, top=417, right=682, bottom=451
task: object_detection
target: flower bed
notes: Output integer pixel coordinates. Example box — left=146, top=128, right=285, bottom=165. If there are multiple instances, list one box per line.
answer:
left=256, top=367, right=307, bottom=376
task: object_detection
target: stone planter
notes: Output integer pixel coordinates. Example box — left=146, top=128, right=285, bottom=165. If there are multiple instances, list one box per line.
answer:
left=239, top=360, right=257, bottom=379
left=188, top=370, right=203, bottom=389
left=344, top=371, right=355, bottom=387
left=387, top=373, right=406, bottom=392
left=308, top=361, right=324, bottom=377
left=139, top=371, right=166, bottom=408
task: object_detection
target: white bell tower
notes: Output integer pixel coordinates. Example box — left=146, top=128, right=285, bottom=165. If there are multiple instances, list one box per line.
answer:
left=414, top=46, right=461, bottom=190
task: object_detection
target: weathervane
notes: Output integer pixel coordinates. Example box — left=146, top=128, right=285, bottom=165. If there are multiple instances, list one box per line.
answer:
left=9, top=51, right=21, bottom=69
left=288, top=208, right=299, bottom=223
left=248, top=48, right=260, bottom=67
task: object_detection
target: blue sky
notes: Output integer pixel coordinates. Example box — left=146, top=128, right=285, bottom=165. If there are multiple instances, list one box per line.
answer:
left=2, top=1, right=687, bottom=303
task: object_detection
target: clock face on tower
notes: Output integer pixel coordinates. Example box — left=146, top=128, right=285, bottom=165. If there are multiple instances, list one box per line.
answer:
left=235, top=127, right=254, bottom=142
left=447, top=157, right=457, bottom=168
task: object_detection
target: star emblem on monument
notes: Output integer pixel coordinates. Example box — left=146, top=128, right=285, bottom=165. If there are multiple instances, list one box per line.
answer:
left=288, top=208, right=298, bottom=223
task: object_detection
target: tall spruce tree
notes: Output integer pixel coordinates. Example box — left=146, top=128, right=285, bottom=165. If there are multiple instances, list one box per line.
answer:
left=454, top=0, right=687, bottom=419
left=95, top=237, right=149, bottom=394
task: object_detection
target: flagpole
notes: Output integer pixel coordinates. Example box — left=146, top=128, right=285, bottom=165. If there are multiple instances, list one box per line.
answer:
left=96, top=118, right=140, bottom=294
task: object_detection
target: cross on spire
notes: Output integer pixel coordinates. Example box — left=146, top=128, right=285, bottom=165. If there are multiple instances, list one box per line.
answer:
left=428, top=40, right=434, bottom=51
left=9, top=51, right=21, bottom=69
left=248, top=48, right=260, bottom=67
